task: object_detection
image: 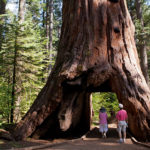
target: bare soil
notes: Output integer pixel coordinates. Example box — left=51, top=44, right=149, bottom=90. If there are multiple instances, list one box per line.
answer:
left=0, top=124, right=149, bottom=150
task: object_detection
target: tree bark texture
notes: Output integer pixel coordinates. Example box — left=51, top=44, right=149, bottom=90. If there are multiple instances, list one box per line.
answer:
left=11, top=30, right=18, bottom=123
left=13, top=0, right=150, bottom=141
left=46, top=0, right=54, bottom=74
left=12, top=0, right=26, bottom=123
left=48, top=0, right=53, bottom=73
left=19, top=0, right=26, bottom=24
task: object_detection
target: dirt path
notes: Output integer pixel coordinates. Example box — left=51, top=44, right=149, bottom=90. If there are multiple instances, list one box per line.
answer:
left=38, top=138, right=149, bottom=150
left=31, top=124, right=149, bottom=150
left=0, top=124, right=149, bottom=149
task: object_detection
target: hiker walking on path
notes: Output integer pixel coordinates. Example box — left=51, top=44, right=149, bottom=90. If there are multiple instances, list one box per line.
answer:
left=116, top=103, right=128, bottom=143
left=99, top=107, right=108, bottom=138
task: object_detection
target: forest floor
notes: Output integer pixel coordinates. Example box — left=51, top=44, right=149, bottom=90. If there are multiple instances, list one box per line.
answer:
left=0, top=123, right=150, bottom=150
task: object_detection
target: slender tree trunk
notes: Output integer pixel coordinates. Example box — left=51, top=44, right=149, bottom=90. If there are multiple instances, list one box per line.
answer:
left=13, top=0, right=150, bottom=141
left=46, top=0, right=49, bottom=51
left=7, top=78, right=10, bottom=123
left=135, top=0, right=149, bottom=84
left=46, top=0, right=54, bottom=74
left=19, top=0, right=26, bottom=24
left=48, top=0, right=53, bottom=73
left=0, top=0, right=6, bottom=18
left=11, top=30, right=18, bottom=123
left=0, top=0, right=6, bottom=51
left=12, top=0, right=26, bottom=123
left=42, top=0, right=46, bottom=27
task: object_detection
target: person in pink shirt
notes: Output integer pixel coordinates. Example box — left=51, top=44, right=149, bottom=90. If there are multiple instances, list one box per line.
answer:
left=99, top=107, right=108, bottom=138
left=116, top=103, right=128, bottom=143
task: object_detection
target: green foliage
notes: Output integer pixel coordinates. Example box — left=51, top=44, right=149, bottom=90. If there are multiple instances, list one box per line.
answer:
left=127, top=0, right=150, bottom=81
left=26, top=0, right=42, bottom=24
left=0, top=0, right=63, bottom=124
left=13, top=19, right=47, bottom=119
left=134, top=5, right=150, bottom=47
left=53, top=0, right=62, bottom=47
left=92, top=92, right=119, bottom=123
left=0, top=12, right=48, bottom=123
left=0, top=13, right=17, bottom=123
left=0, top=78, right=12, bottom=124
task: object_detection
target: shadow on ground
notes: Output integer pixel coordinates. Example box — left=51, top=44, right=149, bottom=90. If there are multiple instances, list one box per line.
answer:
left=86, top=126, right=131, bottom=139
left=0, top=139, right=49, bottom=149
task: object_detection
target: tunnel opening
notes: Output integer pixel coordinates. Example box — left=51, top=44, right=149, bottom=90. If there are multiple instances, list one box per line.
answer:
left=33, top=78, right=130, bottom=141
left=92, top=92, right=119, bottom=126
left=84, top=92, right=121, bottom=139
left=37, top=79, right=121, bottom=140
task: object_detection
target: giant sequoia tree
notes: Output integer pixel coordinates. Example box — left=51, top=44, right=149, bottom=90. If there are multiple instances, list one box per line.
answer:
left=13, top=0, right=150, bottom=141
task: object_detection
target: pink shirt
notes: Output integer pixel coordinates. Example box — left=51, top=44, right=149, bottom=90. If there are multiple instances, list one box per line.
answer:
left=116, top=109, right=128, bottom=121
left=99, top=112, right=108, bottom=124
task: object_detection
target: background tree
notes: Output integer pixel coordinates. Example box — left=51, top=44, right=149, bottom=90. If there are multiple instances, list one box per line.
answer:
left=0, top=0, right=47, bottom=124
left=0, top=0, right=6, bottom=51
left=135, top=0, right=149, bottom=83
left=0, top=0, right=62, bottom=125
left=47, top=0, right=53, bottom=73
left=127, top=0, right=150, bottom=84
left=19, top=0, right=26, bottom=23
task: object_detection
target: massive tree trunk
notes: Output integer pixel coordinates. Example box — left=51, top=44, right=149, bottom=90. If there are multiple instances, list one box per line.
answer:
left=13, top=0, right=150, bottom=141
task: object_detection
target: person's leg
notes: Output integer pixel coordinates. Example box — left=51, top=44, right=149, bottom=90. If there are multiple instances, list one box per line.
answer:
left=100, top=124, right=104, bottom=138
left=102, top=125, right=105, bottom=138
left=103, top=124, right=108, bottom=138
left=123, top=131, right=126, bottom=142
left=100, top=131, right=104, bottom=138
left=122, top=125, right=126, bottom=142
left=118, top=125, right=123, bottom=143
left=118, top=131, right=122, bottom=140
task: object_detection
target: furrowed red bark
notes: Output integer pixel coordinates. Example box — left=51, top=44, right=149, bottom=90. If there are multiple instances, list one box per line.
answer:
left=13, top=0, right=150, bottom=141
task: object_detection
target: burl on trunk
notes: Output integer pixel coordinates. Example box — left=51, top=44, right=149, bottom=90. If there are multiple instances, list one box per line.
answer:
left=13, top=0, right=150, bottom=141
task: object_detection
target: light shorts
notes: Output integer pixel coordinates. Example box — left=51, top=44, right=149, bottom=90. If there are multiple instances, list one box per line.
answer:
left=117, top=121, right=127, bottom=132
left=99, top=124, right=108, bottom=133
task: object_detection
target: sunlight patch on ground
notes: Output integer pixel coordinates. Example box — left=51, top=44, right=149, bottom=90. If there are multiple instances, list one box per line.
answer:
left=98, top=142, right=119, bottom=146
left=108, top=123, right=117, bottom=128
left=0, top=140, right=5, bottom=144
